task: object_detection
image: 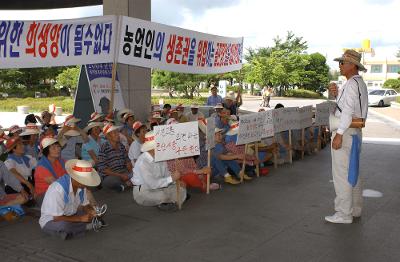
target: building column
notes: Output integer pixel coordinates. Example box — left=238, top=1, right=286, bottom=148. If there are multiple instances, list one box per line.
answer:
left=103, top=0, right=151, bottom=122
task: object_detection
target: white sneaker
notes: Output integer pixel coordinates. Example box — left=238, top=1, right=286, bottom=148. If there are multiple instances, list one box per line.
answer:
left=324, top=213, right=353, bottom=224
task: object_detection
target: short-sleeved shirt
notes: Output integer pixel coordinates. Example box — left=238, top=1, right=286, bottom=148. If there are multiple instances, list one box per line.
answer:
left=81, top=136, right=103, bottom=162
left=5, top=155, right=37, bottom=180
left=61, top=136, right=84, bottom=160
left=34, top=159, right=66, bottom=196
left=97, top=140, right=129, bottom=177
left=207, top=95, right=223, bottom=106
left=39, top=176, right=89, bottom=228
left=128, top=139, right=142, bottom=165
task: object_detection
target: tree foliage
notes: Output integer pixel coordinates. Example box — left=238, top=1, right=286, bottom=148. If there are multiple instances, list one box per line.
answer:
left=55, top=66, right=80, bottom=92
left=383, top=79, right=400, bottom=91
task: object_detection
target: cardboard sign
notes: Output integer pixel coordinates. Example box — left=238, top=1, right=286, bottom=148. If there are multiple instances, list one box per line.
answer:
left=0, top=16, right=117, bottom=69
left=86, top=63, right=126, bottom=115
left=259, top=110, right=274, bottom=138
left=118, top=16, right=243, bottom=74
left=298, top=105, right=313, bottom=129
left=206, top=117, right=216, bottom=150
left=315, top=102, right=331, bottom=126
left=154, top=121, right=200, bottom=162
left=273, top=107, right=299, bottom=133
left=236, top=112, right=262, bottom=145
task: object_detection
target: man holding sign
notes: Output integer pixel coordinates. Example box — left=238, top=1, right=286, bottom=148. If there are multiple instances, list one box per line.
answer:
left=325, top=50, right=368, bottom=224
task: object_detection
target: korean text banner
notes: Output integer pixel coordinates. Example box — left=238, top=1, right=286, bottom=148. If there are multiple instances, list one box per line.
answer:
left=118, top=16, right=243, bottom=74
left=0, top=16, right=117, bottom=69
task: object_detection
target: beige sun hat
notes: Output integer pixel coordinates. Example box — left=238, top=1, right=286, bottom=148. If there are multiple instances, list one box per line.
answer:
left=20, top=123, right=40, bottom=136
left=88, top=112, right=104, bottom=123
left=226, top=121, right=239, bottom=136
left=102, top=123, right=121, bottom=135
left=41, top=137, right=59, bottom=150
left=65, top=159, right=101, bottom=187
left=215, top=127, right=224, bottom=134
left=214, top=103, right=224, bottom=109
left=191, top=103, right=199, bottom=109
left=8, top=125, right=22, bottom=135
left=83, top=122, right=104, bottom=133
left=64, top=115, right=81, bottom=125
left=334, top=49, right=367, bottom=72
left=141, top=131, right=156, bottom=152
left=224, top=91, right=236, bottom=101
left=117, top=108, right=133, bottom=121
left=63, top=122, right=81, bottom=137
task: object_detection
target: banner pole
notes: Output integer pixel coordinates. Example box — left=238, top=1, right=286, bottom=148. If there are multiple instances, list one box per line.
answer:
left=207, top=149, right=211, bottom=194
left=273, top=135, right=278, bottom=169
left=289, top=129, right=293, bottom=164
left=255, top=142, right=260, bottom=177
left=175, top=159, right=182, bottom=210
left=240, top=144, right=247, bottom=183
left=317, top=126, right=321, bottom=152
left=109, top=62, right=117, bottom=114
left=301, top=128, right=305, bottom=159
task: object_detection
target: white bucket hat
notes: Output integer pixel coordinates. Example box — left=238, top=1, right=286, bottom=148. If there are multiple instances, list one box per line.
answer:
left=41, top=137, right=59, bottom=150
left=103, top=123, right=121, bottom=135
left=141, top=131, right=156, bottom=152
left=64, top=115, right=81, bottom=125
left=20, top=123, right=40, bottom=136
left=214, top=103, right=224, bottom=109
left=226, top=121, right=239, bottom=136
left=88, top=112, right=103, bottom=123
left=63, top=122, right=81, bottom=137
left=83, top=122, right=104, bottom=133
left=215, top=127, right=224, bottom=134
left=224, top=92, right=236, bottom=101
left=117, top=108, right=133, bottom=121
left=191, top=103, right=199, bottom=109
left=65, top=159, right=101, bottom=187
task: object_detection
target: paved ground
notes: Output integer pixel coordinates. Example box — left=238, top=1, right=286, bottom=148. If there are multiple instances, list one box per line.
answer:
left=1, top=97, right=400, bottom=262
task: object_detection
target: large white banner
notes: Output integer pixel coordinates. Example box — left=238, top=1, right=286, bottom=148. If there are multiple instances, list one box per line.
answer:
left=237, top=112, right=262, bottom=145
left=273, top=107, right=299, bottom=133
left=118, top=16, right=243, bottom=74
left=86, top=63, right=125, bottom=115
left=259, top=110, right=275, bottom=138
left=0, top=16, right=117, bottom=69
left=154, top=121, right=200, bottom=162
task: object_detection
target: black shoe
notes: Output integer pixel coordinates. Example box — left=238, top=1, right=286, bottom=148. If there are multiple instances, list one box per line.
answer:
left=157, top=203, right=178, bottom=212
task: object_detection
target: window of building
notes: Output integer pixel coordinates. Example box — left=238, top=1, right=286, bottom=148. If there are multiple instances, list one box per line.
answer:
left=370, top=65, right=382, bottom=73
left=387, top=65, right=400, bottom=73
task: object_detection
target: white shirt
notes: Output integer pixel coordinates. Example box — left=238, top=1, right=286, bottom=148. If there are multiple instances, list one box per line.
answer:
left=39, top=177, right=89, bottom=228
left=5, top=155, right=37, bottom=180
left=185, top=111, right=205, bottom=122
left=335, top=75, right=368, bottom=135
left=131, top=152, right=173, bottom=190
left=128, top=139, right=142, bottom=166
left=61, top=136, right=84, bottom=160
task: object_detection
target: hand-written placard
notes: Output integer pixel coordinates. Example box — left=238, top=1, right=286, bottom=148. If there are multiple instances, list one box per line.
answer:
left=236, top=112, right=262, bottom=145
left=273, top=107, right=299, bottom=133
left=315, top=102, right=333, bottom=126
left=154, top=121, right=200, bottom=162
left=259, top=110, right=274, bottom=138
left=206, top=117, right=215, bottom=150
left=298, top=105, right=313, bottom=129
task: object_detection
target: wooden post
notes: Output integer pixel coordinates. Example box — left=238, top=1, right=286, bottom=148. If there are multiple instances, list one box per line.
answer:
left=109, top=63, right=117, bottom=114
left=175, top=159, right=182, bottom=210
left=255, top=142, right=260, bottom=177
left=288, top=129, right=293, bottom=164
left=207, top=149, right=211, bottom=194
left=301, top=128, right=305, bottom=159
left=317, top=126, right=321, bottom=151
left=273, top=135, right=278, bottom=169
left=240, top=144, right=247, bottom=183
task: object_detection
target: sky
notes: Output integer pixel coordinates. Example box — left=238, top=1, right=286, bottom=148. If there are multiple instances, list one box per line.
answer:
left=1, top=0, right=399, bottom=69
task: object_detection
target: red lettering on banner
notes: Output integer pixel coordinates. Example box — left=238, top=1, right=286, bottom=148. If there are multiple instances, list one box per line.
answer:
left=181, top=37, right=190, bottom=65
left=38, top=23, right=51, bottom=58
left=49, top=24, right=62, bottom=58
left=166, top=34, right=176, bottom=64
left=26, top=22, right=40, bottom=57
left=174, top=35, right=183, bottom=64
left=197, top=40, right=207, bottom=67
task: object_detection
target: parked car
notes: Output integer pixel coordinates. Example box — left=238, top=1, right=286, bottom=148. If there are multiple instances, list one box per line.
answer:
left=368, top=89, right=398, bottom=107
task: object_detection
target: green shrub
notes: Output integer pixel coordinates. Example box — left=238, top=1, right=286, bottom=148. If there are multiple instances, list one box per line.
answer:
left=284, top=89, right=322, bottom=99
left=0, top=97, right=74, bottom=113
left=151, top=96, right=207, bottom=106
left=383, top=79, right=400, bottom=92
left=396, top=96, right=400, bottom=103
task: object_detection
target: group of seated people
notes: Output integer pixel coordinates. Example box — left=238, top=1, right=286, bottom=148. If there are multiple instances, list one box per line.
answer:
left=0, top=92, right=328, bottom=239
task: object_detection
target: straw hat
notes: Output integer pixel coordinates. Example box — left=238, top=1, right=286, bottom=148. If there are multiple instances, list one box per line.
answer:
left=83, top=122, right=104, bottom=133
left=226, top=121, right=239, bottom=136
left=102, top=123, right=121, bottom=135
left=63, top=122, right=81, bottom=137
left=132, top=121, right=144, bottom=132
left=65, top=159, right=101, bottom=187
left=224, top=91, right=235, bottom=101
left=152, top=112, right=163, bottom=119
left=175, top=104, right=185, bottom=111
left=8, top=125, right=22, bottom=134
left=191, top=103, right=199, bottom=109
left=0, top=128, right=9, bottom=143
left=166, top=118, right=178, bottom=125
left=5, top=137, right=20, bottom=152
left=141, top=131, right=156, bottom=152
left=41, top=137, right=59, bottom=150
left=215, top=127, right=224, bottom=134
left=334, top=49, right=367, bottom=72
left=122, top=112, right=134, bottom=123
left=64, top=115, right=81, bottom=125
left=117, top=108, right=133, bottom=121
left=20, top=123, right=40, bottom=136
left=88, top=112, right=103, bottom=123
left=214, top=103, right=224, bottom=109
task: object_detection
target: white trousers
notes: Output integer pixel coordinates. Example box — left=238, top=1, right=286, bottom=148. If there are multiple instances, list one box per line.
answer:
left=331, top=129, right=363, bottom=217
left=132, top=183, right=186, bottom=207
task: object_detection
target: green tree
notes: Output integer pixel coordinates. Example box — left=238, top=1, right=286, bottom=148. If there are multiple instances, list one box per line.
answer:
left=55, top=66, right=80, bottom=92
left=383, top=79, right=400, bottom=91
left=297, top=53, right=330, bottom=93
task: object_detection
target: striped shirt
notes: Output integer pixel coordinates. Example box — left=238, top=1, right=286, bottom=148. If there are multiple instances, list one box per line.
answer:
left=97, top=140, right=129, bottom=177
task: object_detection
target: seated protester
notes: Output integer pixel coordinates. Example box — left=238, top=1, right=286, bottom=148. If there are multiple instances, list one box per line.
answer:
left=210, top=103, right=224, bottom=118
left=81, top=122, right=104, bottom=165
left=97, top=123, right=133, bottom=192
left=7, top=125, right=23, bottom=138
left=196, top=118, right=209, bottom=168
left=161, top=104, right=172, bottom=118
left=0, top=127, right=9, bottom=161
left=120, top=110, right=135, bottom=145
left=223, top=90, right=242, bottom=116
left=4, top=138, right=36, bottom=201
left=24, top=113, right=40, bottom=125
left=175, top=104, right=188, bottom=123
left=132, top=131, right=187, bottom=208
left=35, top=137, right=66, bottom=202
left=211, top=128, right=248, bottom=185
left=215, top=109, right=231, bottom=134
left=0, top=160, right=28, bottom=207
left=273, top=103, right=291, bottom=164
left=57, top=115, right=88, bottom=161
left=185, top=104, right=205, bottom=122
left=128, top=121, right=147, bottom=167
left=39, top=159, right=100, bottom=240
left=20, top=123, right=41, bottom=160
